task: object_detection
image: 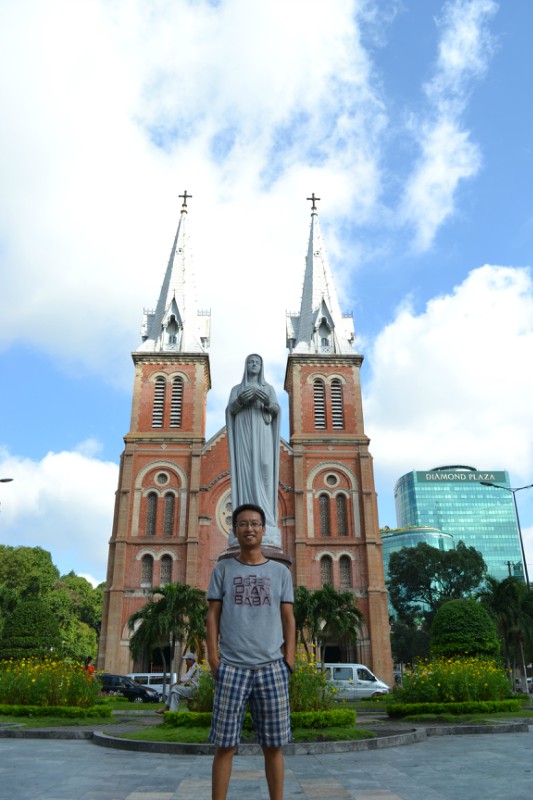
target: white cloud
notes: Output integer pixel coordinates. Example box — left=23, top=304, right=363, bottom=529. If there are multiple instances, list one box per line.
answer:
left=0, top=447, right=118, bottom=583
left=400, top=0, right=498, bottom=250
left=365, top=263, right=533, bottom=481
left=0, top=0, right=389, bottom=401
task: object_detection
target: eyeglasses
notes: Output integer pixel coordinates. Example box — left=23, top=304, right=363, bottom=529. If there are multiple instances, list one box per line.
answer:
left=236, top=520, right=264, bottom=530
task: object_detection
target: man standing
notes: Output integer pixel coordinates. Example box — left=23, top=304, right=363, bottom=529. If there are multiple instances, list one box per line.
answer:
left=156, top=653, right=199, bottom=713
left=207, top=503, right=295, bottom=800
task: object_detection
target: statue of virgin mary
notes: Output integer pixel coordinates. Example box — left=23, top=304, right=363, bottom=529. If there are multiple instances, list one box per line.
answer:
left=226, top=354, right=281, bottom=547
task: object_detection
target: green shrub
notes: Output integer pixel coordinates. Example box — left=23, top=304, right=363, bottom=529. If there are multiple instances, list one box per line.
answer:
left=289, top=659, right=336, bottom=711
left=188, top=666, right=214, bottom=712
left=387, top=699, right=521, bottom=717
left=0, top=703, right=112, bottom=718
left=431, top=599, right=500, bottom=659
left=163, top=708, right=356, bottom=729
left=165, top=711, right=213, bottom=728
left=290, top=709, right=356, bottom=728
left=0, top=600, right=61, bottom=659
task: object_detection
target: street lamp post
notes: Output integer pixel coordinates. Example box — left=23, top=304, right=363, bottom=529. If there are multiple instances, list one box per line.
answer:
left=480, top=480, right=532, bottom=591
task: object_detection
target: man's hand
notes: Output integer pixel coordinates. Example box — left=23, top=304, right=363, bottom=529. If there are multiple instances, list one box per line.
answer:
left=208, top=655, right=220, bottom=676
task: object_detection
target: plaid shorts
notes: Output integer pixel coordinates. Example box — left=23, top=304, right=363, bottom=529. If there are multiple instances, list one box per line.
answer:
left=208, top=660, right=291, bottom=748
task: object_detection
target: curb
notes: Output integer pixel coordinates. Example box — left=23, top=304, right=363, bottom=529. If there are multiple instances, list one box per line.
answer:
left=425, top=722, right=529, bottom=736
left=1, top=720, right=528, bottom=754
left=91, top=727, right=427, bottom=755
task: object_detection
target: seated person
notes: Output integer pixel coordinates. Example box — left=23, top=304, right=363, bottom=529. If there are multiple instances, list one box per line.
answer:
left=156, top=653, right=199, bottom=713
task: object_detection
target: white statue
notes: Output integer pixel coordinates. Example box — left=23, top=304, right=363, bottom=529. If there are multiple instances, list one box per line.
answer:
left=226, top=354, right=281, bottom=547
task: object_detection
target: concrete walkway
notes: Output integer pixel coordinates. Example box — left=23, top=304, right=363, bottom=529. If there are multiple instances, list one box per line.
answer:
left=0, top=717, right=531, bottom=799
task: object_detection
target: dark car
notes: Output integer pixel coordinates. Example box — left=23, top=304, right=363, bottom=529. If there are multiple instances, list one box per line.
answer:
left=99, top=673, right=160, bottom=703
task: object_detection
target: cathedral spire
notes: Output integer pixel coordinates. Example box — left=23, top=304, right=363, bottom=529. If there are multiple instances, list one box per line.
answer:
left=286, top=199, right=354, bottom=354
left=138, top=193, right=210, bottom=353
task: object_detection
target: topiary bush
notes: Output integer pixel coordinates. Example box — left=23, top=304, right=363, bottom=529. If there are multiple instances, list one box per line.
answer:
left=0, top=599, right=62, bottom=659
left=430, top=599, right=500, bottom=659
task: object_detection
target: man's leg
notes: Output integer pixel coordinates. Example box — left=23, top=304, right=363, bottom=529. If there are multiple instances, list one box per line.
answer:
left=211, top=746, right=236, bottom=800
left=168, top=686, right=180, bottom=711
left=262, top=746, right=284, bottom=800
left=169, top=685, right=195, bottom=711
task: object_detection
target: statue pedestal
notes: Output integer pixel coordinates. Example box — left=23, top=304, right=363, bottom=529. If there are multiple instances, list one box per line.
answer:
left=217, top=544, right=292, bottom=567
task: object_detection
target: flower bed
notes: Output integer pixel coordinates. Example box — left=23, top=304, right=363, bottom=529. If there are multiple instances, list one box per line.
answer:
left=0, top=657, right=102, bottom=708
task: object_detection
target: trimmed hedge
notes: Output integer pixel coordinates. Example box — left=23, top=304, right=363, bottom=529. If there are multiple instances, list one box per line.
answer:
left=0, top=704, right=112, bottom=718
left=291, top=709, right=356, bottom=728
left=164, top=708, right=357, bottom=729
left=387, top=699, right=521, bottom=717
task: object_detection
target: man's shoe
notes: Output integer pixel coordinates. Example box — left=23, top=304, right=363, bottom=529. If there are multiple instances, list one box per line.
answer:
left=155, top=706, right=168, bottom=714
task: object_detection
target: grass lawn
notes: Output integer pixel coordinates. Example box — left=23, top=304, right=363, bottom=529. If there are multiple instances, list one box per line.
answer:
left=119, top=724, right=377, bottom=744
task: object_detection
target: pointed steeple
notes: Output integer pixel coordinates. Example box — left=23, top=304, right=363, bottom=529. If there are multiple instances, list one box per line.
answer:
left=287, top=199, right=354, bottom=355
left=138, top=192, right=210, bottom=353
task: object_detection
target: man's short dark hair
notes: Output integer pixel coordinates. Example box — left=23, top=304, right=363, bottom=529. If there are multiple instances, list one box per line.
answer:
left=232, top=503, right=266, bottom=529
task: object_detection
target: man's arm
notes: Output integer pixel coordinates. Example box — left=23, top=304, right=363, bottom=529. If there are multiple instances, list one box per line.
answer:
left=280, top=602, right=296, bottom=670
left=206, top=599, right=222, bottom=675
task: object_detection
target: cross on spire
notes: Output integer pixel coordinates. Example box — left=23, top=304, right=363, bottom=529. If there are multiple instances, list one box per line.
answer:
left=179, top=190, right=192, bottom=208
left=306, top=193, right=320, bottom=211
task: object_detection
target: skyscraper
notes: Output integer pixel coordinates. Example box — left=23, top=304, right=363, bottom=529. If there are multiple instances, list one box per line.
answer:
left=394, top=465, right=525, bottom=582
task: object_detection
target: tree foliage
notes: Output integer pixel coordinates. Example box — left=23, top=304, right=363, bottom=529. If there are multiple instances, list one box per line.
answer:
left=430, top=598, right=500, bottom=658
left=294, top=584, right=364, bottom=660
left=387, top=541, right=487, bottom=624
left=0, top=545, right=60, bottom=597
left=0, top=545, right=103, bottom=662
left=128, top=583, right=208, bottom=678
left=0, top=598, right=62, bottom=659
left=390, top=619, right=430, bottom=665
left=478, top=576, right=533, bottom=688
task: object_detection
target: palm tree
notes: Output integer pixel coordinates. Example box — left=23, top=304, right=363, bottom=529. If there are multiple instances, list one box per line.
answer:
left=479, top=576, right=533, bottom=690
left=127, top=582, right=208, bottom=689
left=313, top=584, right=365, bottom=660
left=293, top=586, right=317, bottom=659
left=293, top=584, right=365, bottom=662
left=128, top=599, right=171, bottom=688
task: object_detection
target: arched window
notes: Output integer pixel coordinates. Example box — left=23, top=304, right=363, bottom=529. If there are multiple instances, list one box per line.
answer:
left=163, top=493, right=175, bottom=536
left=152, top=377, right=166, bottom=428
left=331, top=379, right=344, bottom=429
left=313, top=379, right=326, bottom=429
left=160, top=555, right=172, bottom=585
left=319, top=494, right=331, bottom=536
left=320, top=556, right=333, bottom=586
left=146, top=492, right=157, bottom=536
left=336, top=494, right=348, bottom=536
left=170, top=377, right=183, bottom=427
left=340, top=556, right=352, bottom=588
left=141, top=555, right=153, bottom=588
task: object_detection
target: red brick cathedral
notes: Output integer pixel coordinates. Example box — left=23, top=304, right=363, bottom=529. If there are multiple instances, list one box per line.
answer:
left=98, top=197, right=393, bottom=684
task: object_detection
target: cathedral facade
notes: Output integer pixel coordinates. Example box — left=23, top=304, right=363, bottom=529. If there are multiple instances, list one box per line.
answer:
left=98, top=198, right=393, bottom=684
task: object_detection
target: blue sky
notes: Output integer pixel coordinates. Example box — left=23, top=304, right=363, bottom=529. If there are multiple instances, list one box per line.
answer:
left=1, top=0, right=532, bottom=586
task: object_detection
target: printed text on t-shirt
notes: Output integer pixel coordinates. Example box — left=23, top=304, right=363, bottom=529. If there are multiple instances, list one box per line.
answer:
left=233, top=575, right=272, bottom=606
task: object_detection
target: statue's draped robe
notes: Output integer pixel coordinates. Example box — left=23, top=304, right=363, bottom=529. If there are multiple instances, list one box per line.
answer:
left=226, top=359, right=281, bottom=546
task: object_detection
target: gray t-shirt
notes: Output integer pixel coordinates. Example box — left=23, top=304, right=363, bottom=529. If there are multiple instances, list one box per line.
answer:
left=207, top=557, right=294, bottom=668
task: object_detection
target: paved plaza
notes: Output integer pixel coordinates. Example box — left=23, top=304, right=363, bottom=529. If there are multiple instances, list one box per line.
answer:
left=0, top=728, right=532, bottom=800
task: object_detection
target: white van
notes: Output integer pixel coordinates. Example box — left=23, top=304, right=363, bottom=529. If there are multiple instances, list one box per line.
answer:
left=323, top=663, right=390, bottom=700
left=127, top=672, right=177, bottom=700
